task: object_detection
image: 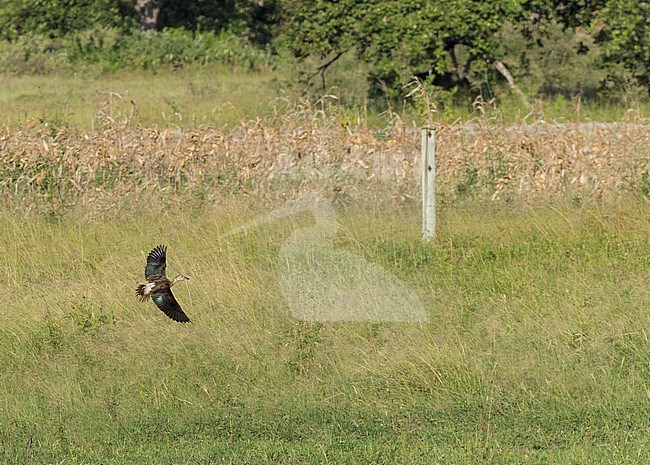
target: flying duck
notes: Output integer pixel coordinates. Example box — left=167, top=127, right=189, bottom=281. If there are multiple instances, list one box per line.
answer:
left=136, top=245, right=190, bottom=323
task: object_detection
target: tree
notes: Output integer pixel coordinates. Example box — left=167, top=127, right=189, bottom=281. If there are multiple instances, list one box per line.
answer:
left=281, top=0, right=527, bottom=102
left=597, top=0, right=650, bottom=92
left=520, top=0, right=605, bottom=31
left=0, top=0, right=135, bottom=40
left=156, top=0, right=278, bottom=44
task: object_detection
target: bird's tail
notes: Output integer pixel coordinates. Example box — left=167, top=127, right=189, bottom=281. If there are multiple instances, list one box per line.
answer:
left=135, top=284, right=149, bottom=302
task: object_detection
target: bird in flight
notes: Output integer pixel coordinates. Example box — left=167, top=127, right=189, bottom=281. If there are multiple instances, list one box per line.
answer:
left=136, top=245, right=190, bottom=323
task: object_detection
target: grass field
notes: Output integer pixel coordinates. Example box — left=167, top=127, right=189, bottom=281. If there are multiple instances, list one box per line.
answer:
left=2, top=199, right=650, bottom=463
left=2, top=65, right=650, bottom=130
left=0, top=67, right=285, bottom=129
left=2, top=64, right=650, bottom=463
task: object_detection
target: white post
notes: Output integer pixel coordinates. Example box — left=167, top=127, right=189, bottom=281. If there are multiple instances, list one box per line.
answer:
left=421, top=128, right=436, bottom=241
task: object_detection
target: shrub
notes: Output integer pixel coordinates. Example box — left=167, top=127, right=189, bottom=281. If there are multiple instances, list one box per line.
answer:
left=0, top=27, right=276, bottom=74
left=0, top=0, right=135, bottom=40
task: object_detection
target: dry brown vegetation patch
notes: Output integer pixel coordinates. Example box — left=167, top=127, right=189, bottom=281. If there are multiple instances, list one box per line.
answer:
left=2, top=114, right=649, bottom=213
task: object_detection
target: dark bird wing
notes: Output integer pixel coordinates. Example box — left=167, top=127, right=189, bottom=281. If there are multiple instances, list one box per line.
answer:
left=145, top=245, right=167, bottom=280
left=151, top=288, right=190, bottom=323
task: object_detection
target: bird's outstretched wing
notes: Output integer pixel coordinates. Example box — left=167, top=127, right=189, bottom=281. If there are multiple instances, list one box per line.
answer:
left=151, top=288, right=190, bottom=323
left=145, top=245, right=167, bottom=280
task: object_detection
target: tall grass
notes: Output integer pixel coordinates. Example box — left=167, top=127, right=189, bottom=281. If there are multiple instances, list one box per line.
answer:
left=2, top=100, right=650, bottom=219
left=1, top=199, right=650, bottom=463
left=2, top=76, right=650, bottom=462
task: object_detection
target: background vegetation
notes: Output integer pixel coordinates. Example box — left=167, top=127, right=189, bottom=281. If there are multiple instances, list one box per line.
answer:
left=1, top=0, right=650, bottom=118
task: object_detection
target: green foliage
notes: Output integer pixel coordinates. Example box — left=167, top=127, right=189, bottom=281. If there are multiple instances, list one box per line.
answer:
left=0, top=32, right=72, bottom=74
left=0, top=0, right=135, bottom=40
left=599, top=0, right=650, bottom=91
left=520, top=0, right=606, bottom=31
left=42, top=312, right=66, bottom=349
left=282, top=0, right=523, bottom=96
left=0, top=27, right=275, bottom=74
left=625, top=162, right=650, bottom=199
left=500, top=22, right=605, bottom=98
left=96, top=28, right=275, bottom=71
left=279, top=0, right=359, bottom=58
left=5, top=0, right=650, bottom=105
left=158, top=0, right=279, bottom=45
left=400, top=75, right=459, bottom=122
left=279, top=0, right=650, bottom=101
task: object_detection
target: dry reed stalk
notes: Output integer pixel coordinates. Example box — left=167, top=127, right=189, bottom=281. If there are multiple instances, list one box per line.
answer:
left=1, top=113, right=649, bottom=212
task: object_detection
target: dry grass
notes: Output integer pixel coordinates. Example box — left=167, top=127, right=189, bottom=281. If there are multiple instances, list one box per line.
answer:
left=2, top=98, right=650, bottom=215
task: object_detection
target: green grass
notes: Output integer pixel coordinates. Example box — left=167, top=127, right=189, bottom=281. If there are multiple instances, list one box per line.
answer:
left=0, top=66, right=284, bottom=129
left=2, top=199, right=650, bottom=463
left=3, top=64, right=650, bottom=131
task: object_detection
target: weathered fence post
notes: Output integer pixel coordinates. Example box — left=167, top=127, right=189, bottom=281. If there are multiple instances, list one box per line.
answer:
left=421, top=128, right=436, bottom=242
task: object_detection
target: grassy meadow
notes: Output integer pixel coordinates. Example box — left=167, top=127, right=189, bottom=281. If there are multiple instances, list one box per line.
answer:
left=2, top=199, right=650, bottom=463
left=2, top=66, right=650, bottom=463
left=0, top=67, right=284, bottom=129
left=2, top=64, right=650, bottom=130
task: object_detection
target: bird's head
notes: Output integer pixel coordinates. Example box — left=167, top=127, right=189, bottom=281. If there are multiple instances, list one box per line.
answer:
left=171, top=274, right=190, bottom=286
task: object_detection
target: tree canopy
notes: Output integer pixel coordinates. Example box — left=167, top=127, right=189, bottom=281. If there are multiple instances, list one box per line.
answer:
left=1, top=0, right=650, bottom=101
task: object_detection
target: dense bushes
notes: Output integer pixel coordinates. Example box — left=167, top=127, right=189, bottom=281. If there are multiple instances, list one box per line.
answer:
left=0, top=27, right=275, bottom=74
left=0, top=0, right=135, bottom=40
left=1, top=0, right=650, bottom=106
